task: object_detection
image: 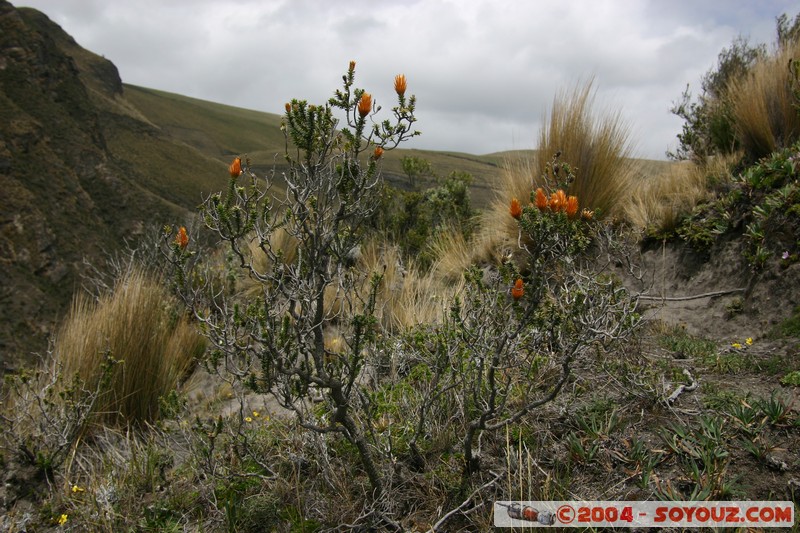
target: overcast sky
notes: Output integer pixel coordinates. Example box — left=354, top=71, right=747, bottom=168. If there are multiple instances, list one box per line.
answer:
left=16, top=0, right=798, bottom=160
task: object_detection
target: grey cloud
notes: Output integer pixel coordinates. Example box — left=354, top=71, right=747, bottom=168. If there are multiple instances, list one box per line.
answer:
left=16, top=0, right=800, bottom=159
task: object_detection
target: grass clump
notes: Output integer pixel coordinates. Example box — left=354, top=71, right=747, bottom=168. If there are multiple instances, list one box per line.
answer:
left=55, top=267, right=204, bottom=426
left=669, top=13, right=800, bottom=163
left=728, top=36, right=800, bottom=161
left=656, top=324, right=717, bottom=359
left=533, top=81, right=635, bottom=217
left=480, top=79, right=635, bottom=264
left=770, top=305, right=800, bottom=338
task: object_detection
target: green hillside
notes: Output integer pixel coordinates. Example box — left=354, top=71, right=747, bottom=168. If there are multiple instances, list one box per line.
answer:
left=121, top=84, right=521, bottom=207
left=122, top=85, right=675, bottom=209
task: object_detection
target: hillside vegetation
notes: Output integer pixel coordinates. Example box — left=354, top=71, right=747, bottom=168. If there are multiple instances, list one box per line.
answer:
left=0, top=1, right=512, bottom=362
left=2, top=2, right=800, bottom=532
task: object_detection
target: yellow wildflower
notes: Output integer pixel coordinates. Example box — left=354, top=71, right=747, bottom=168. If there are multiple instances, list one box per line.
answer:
left=732, top=342, right=742, bottom=349
left=71, top=484, right=84, bottom=493
left=745, top=337, right=753, bottom=346
left=57, top=514, right=68, bottom=525
left=252, top=411, right=260, bottom=418
left=245, top=417, right=253, bottom=423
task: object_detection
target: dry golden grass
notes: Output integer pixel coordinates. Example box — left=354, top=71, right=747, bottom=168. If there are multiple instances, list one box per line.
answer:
left=357, top=239, right=464, bottom=331
left=625, top=153, right=740, bottom=232
left=474, top=80, right=636, bottom=265
left=535, top=81, right=636, bottom=215
left=240, top=228, right=299, bottom=300
left=55, top=268, right=204, bottom=426
left=729, top=38, right=800, bottom=160
left=241, top=234, right=463, bottom=334
left=427, top=226, right=476, bottom=282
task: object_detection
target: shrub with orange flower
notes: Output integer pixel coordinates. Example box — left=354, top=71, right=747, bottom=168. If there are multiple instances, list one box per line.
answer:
left=394, top=74, right=407, bottom=97
left=535, top=188, right=549, bottom=211
left=511, top=278, right=524, bottom=299
left=566, top=195, right=579, bottom=218
left=175, top=226, right=189, bottom=249
left=510, top=198, right=522, bottom=219
left=358, top=92, right=372, bottom=118
left=229, top=157, right=242, bottom=179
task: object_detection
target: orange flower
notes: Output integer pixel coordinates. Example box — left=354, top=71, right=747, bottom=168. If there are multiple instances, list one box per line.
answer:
left=394, top=74, right=407, bottom=96
left=581, top=208, right=594, bottom=221
left=552, top=190, right=568, bottom=212
left=358, top=92, right=372, bottom=118
left=229, top=157, right=242, bottom=179
left=535, top=187, right=548, bottom=211
left=566, top=195, right=579, bottom=218
left=175, top=226, right=189, bottom=249
left=511, top=278, right=524, bottom=300
left=373, top=146, right=384, bottom=160
left=510, top=197, right=522, bottom=219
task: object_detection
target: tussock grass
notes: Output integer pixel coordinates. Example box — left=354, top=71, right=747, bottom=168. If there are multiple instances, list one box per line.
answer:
left=625, top=152, right=740, bottom=232
left=55, top=268, right=204, bottom=426
left=535, top=81, right=636, bottom=216
left=728, top=38, right=800, bottom=161
left=475, top=80, right=636, bottom=265
left=347, top=239, right=463, bottom=331
left=427, top=225, right=476, bottom=282
left=241, top=235, right=463, bottom=333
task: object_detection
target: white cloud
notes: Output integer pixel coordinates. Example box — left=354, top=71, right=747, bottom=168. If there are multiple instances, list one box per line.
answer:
left=15, top=0, right=800, bottom=159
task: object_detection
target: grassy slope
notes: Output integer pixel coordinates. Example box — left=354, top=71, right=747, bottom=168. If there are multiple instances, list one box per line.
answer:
left=121, top=86, right=544, bottom=209
left=123, top=84, right=676, bottom=211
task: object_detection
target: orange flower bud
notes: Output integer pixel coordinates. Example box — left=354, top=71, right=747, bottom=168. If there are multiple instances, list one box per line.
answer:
left=285, top=102, right=291, bottom=113
left=510, top=197, right=522, bottom=219
left=394, top=74, right=407, bottom=96
left=566, top=195, right=579, bottom=218
left=549, top=192, right=559, bottom=212
left=229, top=157, right=242, bottom=179
left=349, top=60, right=356, bottom=72
left=175, top=226, right=189, bottom=249
left=358, top=92, right=372, bottom=118
left=535, top=188, right=548, bottom=211
left=550, top=190, right=567, bottom=212
left=581, top=208, right=594, bottom=221
left=511, top=278, right=524, bottom=300
left=373, top=146, right=384, bottom=160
